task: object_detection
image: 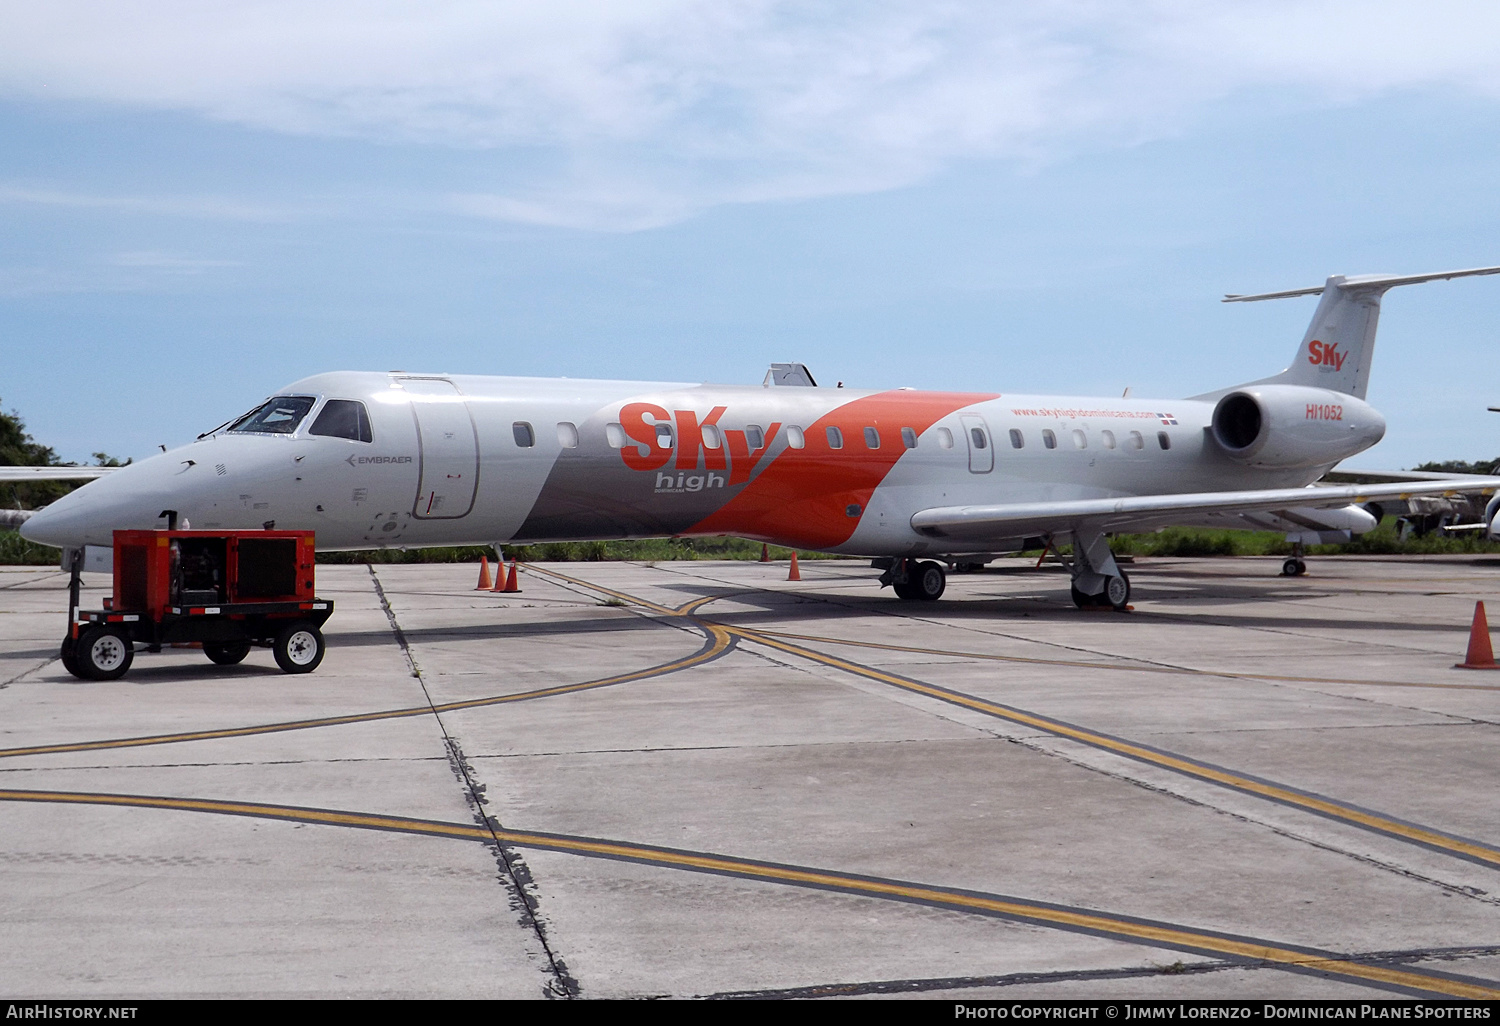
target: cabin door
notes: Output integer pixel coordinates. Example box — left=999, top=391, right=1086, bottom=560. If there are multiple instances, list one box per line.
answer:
left=400, top=377, right=479, bottom=519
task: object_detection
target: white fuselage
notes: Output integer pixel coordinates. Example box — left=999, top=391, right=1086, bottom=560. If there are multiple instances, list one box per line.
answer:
left=21, top=370, right=1379, bottom=556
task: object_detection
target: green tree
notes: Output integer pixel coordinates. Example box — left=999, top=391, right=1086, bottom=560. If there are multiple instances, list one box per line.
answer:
left=1413, top=458, right=1500, bottom=475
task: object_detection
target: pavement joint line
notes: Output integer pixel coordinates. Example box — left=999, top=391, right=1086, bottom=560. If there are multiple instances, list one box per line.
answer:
left=529, top=565, right=1500, bottom=872
left=744, top=628, right=1500, bottom=693
left=1, top=785, right=1495, bottom=1000
left=370, top=564, right=579, bottom=998
left=2, top=654, right=56, bottom=688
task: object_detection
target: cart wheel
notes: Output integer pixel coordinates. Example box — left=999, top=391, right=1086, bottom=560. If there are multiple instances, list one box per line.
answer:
left=77, top=625, right=134, bottom=681
left=60, top=633, right=86, bottom=680
left=273, top=622, right=325, bottom=674
left=204, top=641, right=251, bottom=666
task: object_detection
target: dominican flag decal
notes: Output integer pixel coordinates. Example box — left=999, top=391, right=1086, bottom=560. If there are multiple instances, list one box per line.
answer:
left=1156, top=413, right=1178, bottom=426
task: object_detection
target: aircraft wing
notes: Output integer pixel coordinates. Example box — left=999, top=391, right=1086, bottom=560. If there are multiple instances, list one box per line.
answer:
left=910, top=478, right=1500, bottom=543
left=0, top=466, right=117, bottom=482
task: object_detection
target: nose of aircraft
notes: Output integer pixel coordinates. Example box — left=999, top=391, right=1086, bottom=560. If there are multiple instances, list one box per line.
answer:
left=19, top=452, right=195, bottom=549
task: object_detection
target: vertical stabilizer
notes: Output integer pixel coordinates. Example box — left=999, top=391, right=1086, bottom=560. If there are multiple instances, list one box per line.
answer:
left=1222, top=266, right=1500, bottom=400
left=1262, top=276, right=1382, bottom=398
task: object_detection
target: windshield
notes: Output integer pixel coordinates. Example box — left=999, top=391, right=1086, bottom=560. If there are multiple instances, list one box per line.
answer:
left=226, top=396, right=317, bottom=435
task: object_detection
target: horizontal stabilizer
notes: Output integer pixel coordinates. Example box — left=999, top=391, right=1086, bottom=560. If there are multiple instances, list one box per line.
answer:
left=910, top=477, right=1500, bottom=543
left=1224, top=265, right=1500, bottom=303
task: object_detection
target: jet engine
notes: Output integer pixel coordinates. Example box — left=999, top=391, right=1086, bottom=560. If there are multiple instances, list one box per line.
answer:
left=1211, top=385, right=1385, bottom=470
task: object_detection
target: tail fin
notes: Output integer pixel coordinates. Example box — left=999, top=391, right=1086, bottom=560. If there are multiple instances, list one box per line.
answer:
left=1223, top=266, right=1500, bottom=399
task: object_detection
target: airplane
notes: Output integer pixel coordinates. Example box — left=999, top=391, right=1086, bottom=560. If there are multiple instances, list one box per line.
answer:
left=18, top=265, right=1500, bottom=610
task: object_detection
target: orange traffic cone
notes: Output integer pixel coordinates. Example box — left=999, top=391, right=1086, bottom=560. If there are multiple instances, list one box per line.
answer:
left=475, top=557, right=493, bottom=590
left=787, top=552, right=801, bottom=581
left=759, top=543, right=770, bottom=563
left=503, top=559, right=521, bottom=593
left=1455, top=601, right=1499, bottom=669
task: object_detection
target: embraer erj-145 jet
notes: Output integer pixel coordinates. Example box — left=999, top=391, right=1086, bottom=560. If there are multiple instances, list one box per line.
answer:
left=19, top=267, right=1500, bottom=610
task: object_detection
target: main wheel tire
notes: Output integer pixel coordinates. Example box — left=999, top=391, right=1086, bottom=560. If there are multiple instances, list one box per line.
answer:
left=1071, top=583, right=1101, bottom=609
left=60, top=633, right=85, bottom=680
left=1106, top=571, right=1131, bottom=611
left=204, top=641, right=251, bottom=666
left=1281, top=557, right=1307, bottom=577
left=914, top=560, right=946, bottom=601
left=273, top=622, right=325, bottom=674
left=77, top=625, right=133, bottom=681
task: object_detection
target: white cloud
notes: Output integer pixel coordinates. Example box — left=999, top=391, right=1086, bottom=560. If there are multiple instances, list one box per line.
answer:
left=3, top=1, right=1499, bottom=230
left=0, top=184, right=301, bottom=221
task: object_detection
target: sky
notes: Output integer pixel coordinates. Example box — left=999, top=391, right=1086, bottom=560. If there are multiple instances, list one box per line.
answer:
left=2, top=0, right=1499, bottom=469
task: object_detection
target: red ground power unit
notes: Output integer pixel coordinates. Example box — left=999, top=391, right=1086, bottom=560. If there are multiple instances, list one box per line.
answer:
left=62, top=529, right=334, bottom=681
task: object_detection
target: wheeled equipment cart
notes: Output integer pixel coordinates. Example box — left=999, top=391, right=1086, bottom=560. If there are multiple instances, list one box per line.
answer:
left=61, top=529, right=334, bottom=681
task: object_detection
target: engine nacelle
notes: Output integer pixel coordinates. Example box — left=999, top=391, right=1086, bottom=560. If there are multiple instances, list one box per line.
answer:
left=1211, top=385, right=1385, bottom=470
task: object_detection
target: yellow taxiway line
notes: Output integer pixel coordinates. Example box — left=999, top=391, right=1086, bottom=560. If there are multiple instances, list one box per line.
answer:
left=530, top=565, right=1500, bottom=870
left=2, top=786, right=1494, bottom=1000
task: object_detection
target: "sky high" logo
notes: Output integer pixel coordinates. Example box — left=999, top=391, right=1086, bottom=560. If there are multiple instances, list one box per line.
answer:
left=1307, top=339, right=1347, bottom=371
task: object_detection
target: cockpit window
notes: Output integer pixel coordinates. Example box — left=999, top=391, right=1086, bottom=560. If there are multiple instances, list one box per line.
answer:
left=308, top=399, right=374, bottom=443
left=227, top=396, right=316, bottom=435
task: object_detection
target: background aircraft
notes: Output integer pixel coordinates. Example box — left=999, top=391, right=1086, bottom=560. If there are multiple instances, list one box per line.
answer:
left=19, top=267, right=1500, bottom=609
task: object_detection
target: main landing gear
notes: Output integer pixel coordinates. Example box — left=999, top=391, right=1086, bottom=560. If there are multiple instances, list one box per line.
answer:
left=1281, top=541, right=1308, bottom=577
left=1059, top=529, right=1131, bottom=612
left=880, top=558, right=947, bottom=601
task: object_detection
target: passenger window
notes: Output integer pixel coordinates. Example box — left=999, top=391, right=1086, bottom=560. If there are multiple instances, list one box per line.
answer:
left=969, top=427, right=987, bottom=450
left=1158, top=431, right=1172, bottom=450
left=864, top=427, right=881, bottom=449
left=228, top=396, right=316, bottom=435
left=1042, top=429, right=1057, bottom=449
left=656, top=423, right=675, bottom=447
left=513, top=422, right=535, bottom=447
left=786, top=426, right=805, bottom=449
left=826, top=426, right=844, bottom=449
left=702, top=424, right=722, bottom=449
left=1009, top=429, right=1023, bottom=449
left=308, top=399, right=373, bottom=443
left=1072, top=429, right=1087, bottom=449
left=936, top=427, right=954, bottom=449
left=556, top=422, right=579, bottom=448
left=746, top=425, right=765, bottom=449
left=901, top=427, right=917, bottom=449
left=605, top=423, right=626, bottom=448
left=1128, top=430, right=1144, bottom=450
left=1101, top=430, right=1116, bottom=449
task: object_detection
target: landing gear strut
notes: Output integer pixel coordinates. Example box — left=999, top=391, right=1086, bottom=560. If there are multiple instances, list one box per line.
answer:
left=1061, top=529, right=1131, bottom=611
left=881, top=558, right=946, bottom=601
left=1281, top=541, right=1308, bottom=577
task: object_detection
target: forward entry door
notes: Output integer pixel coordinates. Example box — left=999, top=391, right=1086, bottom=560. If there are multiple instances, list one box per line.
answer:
left=961, top=414, right=993, bottom=473
left=400, top=377, right=479, bottom=519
